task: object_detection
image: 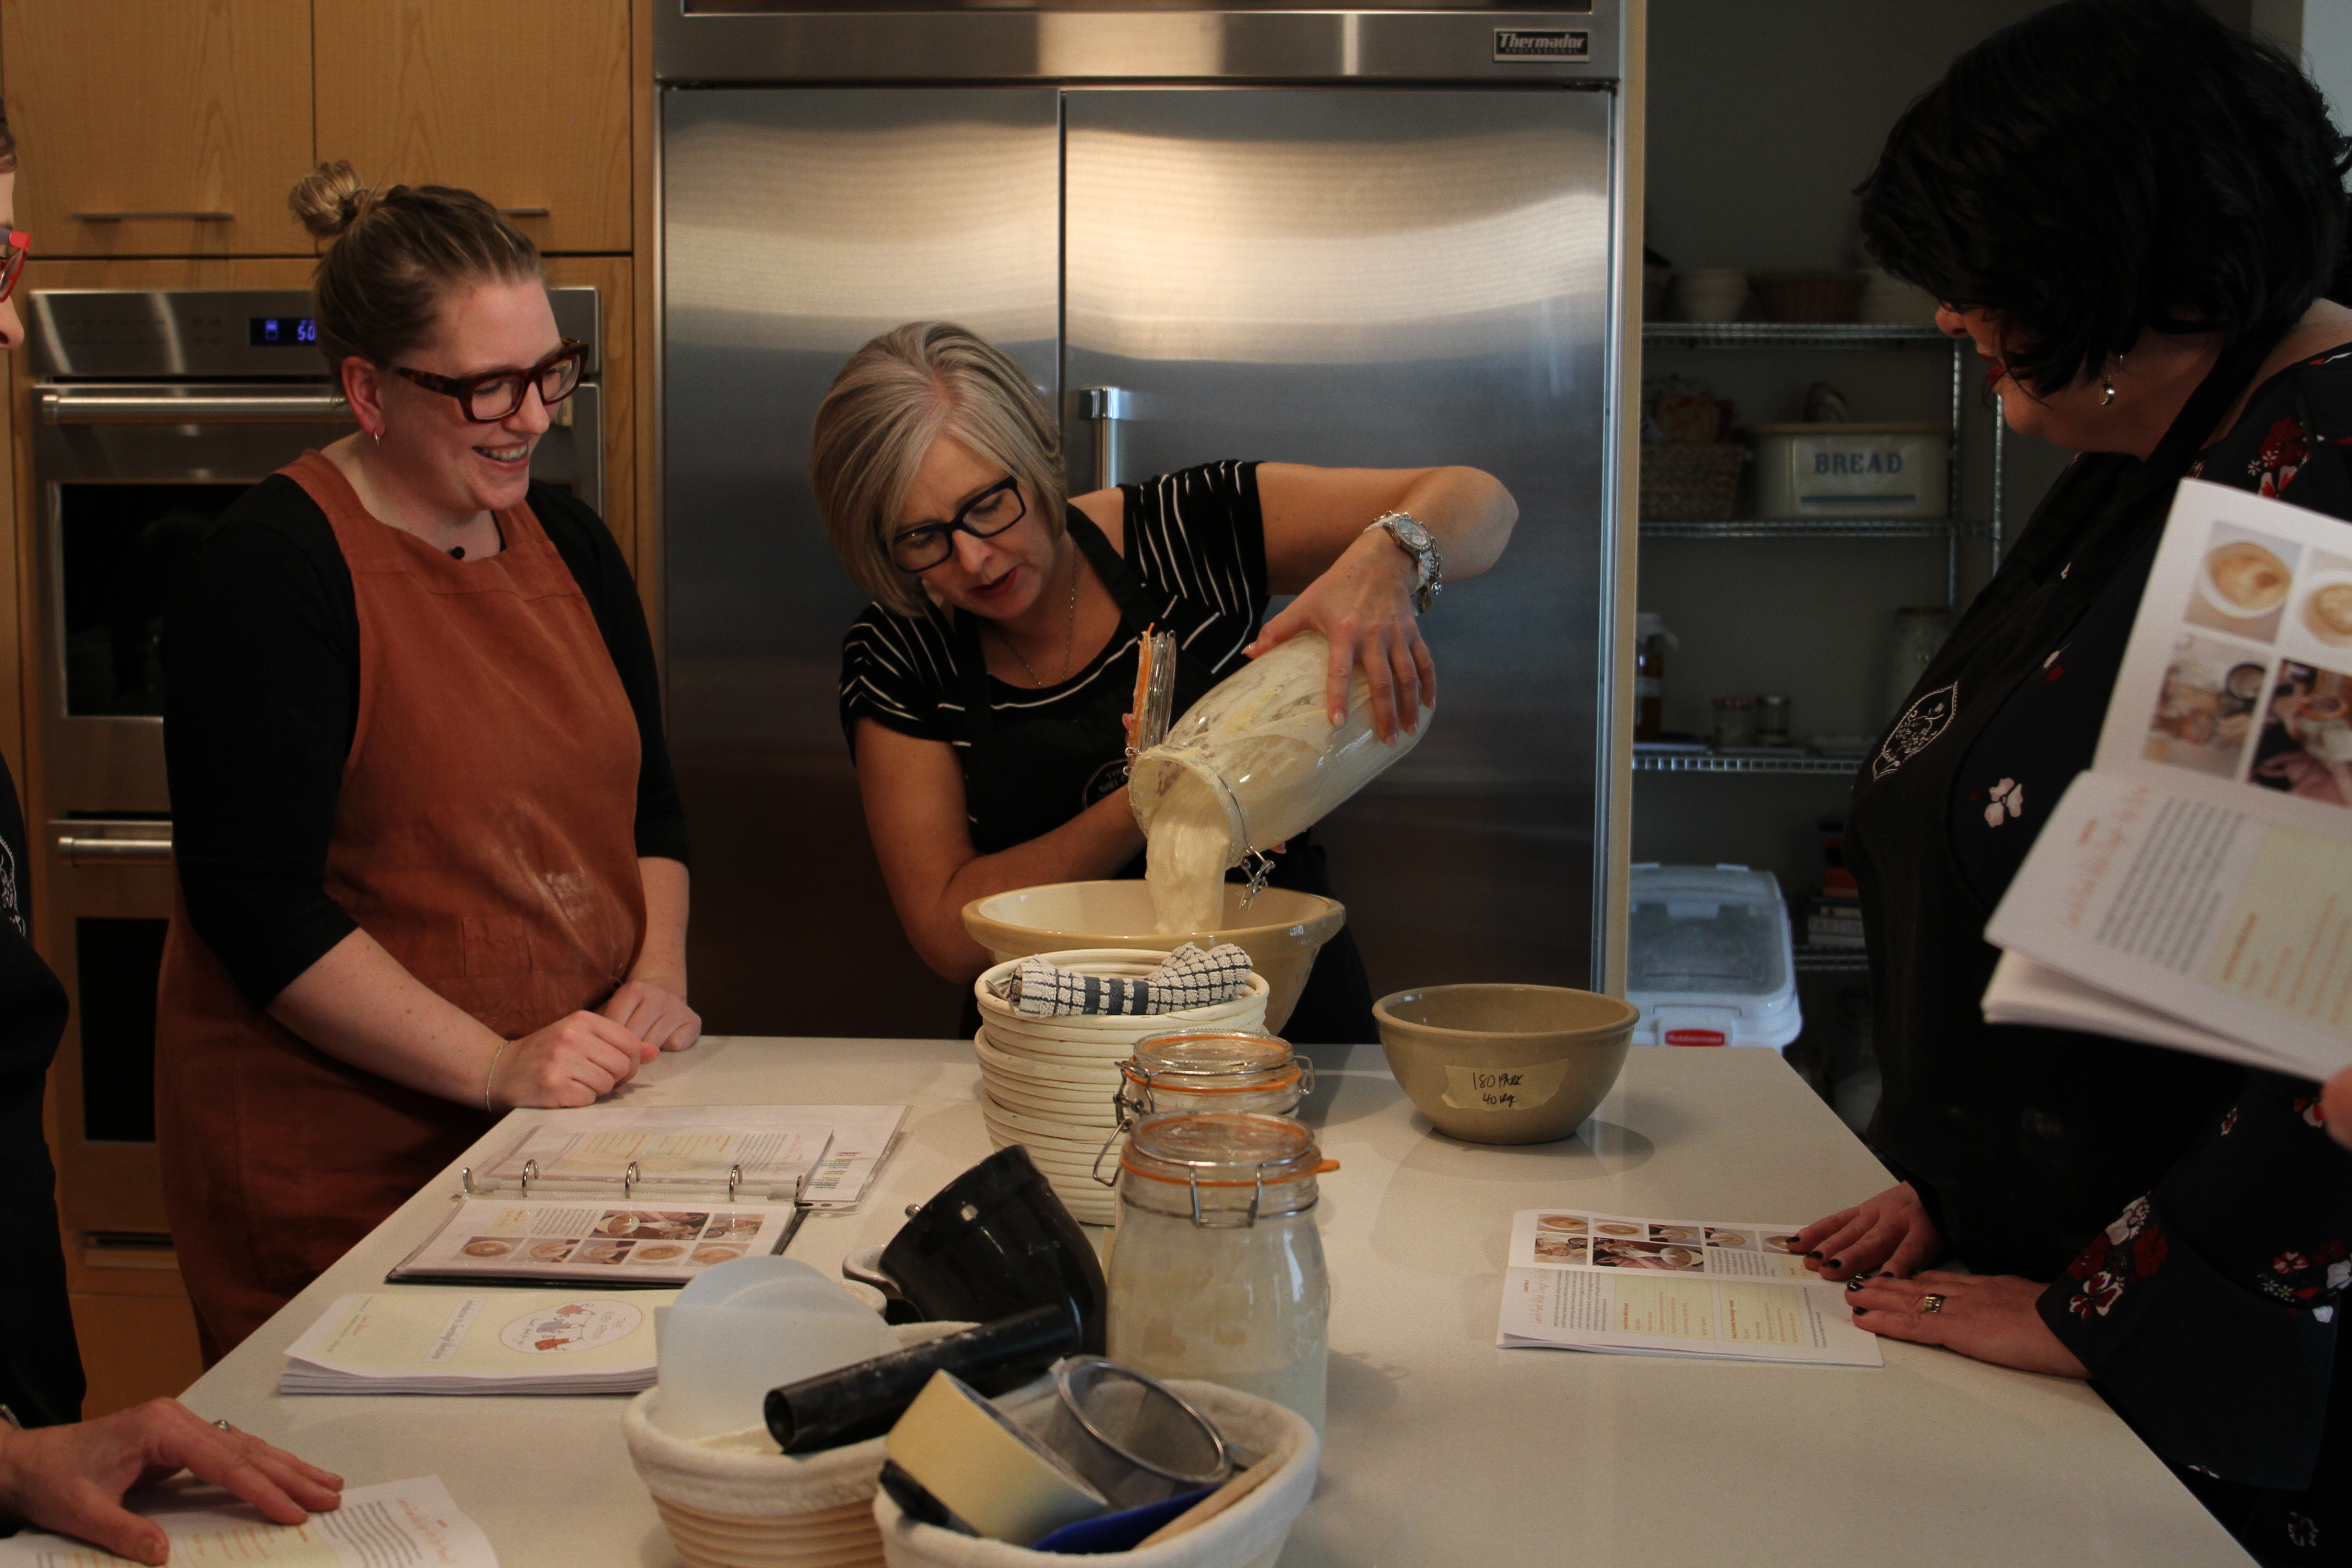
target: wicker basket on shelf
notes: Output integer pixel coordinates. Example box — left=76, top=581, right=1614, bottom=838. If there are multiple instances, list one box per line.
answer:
left=1639, top=442, right=1748, bottom=522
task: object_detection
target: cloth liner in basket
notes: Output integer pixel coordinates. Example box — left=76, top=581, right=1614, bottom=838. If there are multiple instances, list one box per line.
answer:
left=873, top=1379, right=1318, bottom=1568
left=989, top=943, right=1254, bottom=1018
left=625, top=1321, right=973, bottom=1568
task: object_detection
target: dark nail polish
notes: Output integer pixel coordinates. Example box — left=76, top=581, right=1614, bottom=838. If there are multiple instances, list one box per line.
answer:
left=1827, top=1259, right=1844, bottom=1270
left=1852, top=1306, right=1868, bottom=1314
left=1808, top=1251, right=1823, bottom=1260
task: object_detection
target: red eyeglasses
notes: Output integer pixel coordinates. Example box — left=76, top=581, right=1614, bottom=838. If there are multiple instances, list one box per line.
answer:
left=0, top=231, right=29, bottom=304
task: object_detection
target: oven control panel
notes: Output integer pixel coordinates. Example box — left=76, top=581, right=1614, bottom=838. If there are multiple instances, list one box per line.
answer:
left=27, top=287, right=600, bottom=380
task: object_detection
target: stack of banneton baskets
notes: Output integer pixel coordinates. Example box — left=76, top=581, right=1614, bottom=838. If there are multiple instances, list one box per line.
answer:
left=973, top=949, right=1270, bottom=1225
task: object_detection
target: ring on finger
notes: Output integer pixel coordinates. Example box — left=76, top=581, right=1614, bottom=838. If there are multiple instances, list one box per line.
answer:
left=1918, top=1293, right=1947, bottom=1315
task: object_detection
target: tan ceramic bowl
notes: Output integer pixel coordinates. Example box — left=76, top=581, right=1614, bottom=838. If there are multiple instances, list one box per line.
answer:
left=1373, top=984, right=1639, bottom=1145
left=961, top=880, right=1344, bottom=1032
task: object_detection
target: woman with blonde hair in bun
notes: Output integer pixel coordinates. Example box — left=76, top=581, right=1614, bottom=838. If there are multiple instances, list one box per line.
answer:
left=156, top=162, right=696, bottom=1354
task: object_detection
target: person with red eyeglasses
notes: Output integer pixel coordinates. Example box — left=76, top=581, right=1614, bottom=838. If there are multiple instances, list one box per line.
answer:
left=0, top=108, right=346, bottom=1567
left=152, top=162, right=695, bottom=1356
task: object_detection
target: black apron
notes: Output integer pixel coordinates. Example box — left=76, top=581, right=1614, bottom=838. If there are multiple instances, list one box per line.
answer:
left=1847, top=337, right=2278, bottom=1279
left=953, top=507, right=1374, bottom=1045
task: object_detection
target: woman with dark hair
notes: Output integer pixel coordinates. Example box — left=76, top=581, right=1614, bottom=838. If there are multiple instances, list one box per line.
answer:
left=1790, top=1, right=2352, bottom=1558
left=155, top=163, right=696, bottom=1355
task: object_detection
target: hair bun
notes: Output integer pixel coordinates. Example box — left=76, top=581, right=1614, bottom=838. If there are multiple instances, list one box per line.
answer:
left=288, top=160, right=375, bottom=241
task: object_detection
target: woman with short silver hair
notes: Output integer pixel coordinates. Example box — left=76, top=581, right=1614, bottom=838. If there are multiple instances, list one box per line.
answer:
left=813, top=322, right=1518, bottom=1041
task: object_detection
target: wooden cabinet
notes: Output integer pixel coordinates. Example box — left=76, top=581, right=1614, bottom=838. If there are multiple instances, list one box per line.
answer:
left=0, top=0, right=316, bottom=257
left=314, top=0, right=634, bottom=255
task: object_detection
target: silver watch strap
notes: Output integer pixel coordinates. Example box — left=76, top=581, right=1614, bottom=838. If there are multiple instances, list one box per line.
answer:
left=1367, top=510, right=1443, bottom=613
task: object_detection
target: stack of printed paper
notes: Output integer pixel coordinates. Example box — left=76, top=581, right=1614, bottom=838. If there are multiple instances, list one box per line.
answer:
left=1495, top=1209, right=1882, bottom=1367
left=281, top=1290, right=671, bottom=1395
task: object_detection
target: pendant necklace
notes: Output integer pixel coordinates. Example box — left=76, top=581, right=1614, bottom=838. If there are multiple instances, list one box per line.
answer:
left=999, top=550, right=1079, bottom=688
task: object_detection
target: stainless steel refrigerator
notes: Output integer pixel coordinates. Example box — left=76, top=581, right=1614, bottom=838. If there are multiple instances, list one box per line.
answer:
left=656, top=5, right=1630, bottom=1037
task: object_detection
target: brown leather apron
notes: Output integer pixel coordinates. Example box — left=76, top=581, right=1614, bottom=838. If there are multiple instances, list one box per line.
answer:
left=157, top=451, right=645, bottom=1357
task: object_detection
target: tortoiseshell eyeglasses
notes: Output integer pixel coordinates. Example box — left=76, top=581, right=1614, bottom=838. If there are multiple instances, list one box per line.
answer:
left=392, top=338, right=585, bottom=422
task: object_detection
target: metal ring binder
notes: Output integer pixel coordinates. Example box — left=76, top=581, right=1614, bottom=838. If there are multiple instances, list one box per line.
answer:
left=520, top=1158, right=538, bottom=1197
left=622, top=1161, right=641, bottom=1200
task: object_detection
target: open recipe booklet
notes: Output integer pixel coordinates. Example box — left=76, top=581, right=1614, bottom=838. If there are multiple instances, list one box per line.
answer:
left=1496, top=1210, right=1882, bottom=1367
left=1984, top=479, right=2352, bottom=1081
left=387, top=1104, right=905, bottom=1287
left=0, top=1477, right=495, bottom=1568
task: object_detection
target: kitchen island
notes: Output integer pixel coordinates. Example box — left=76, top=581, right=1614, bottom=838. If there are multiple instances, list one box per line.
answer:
left=177, top=1038, right=2253, bottom=1567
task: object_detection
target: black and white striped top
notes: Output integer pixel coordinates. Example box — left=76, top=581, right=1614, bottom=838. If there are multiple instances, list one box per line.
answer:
left=838, top=461, right=1269, bottom=751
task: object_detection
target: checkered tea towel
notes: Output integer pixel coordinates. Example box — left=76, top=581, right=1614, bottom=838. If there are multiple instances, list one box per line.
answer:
left=990, top=943, right=1254, bottom=1018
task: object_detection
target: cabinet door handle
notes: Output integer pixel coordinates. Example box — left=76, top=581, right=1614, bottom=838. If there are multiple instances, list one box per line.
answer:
left=497, top=206, right=550, bottom=217
left=57, top=836, right=173, bottom=865
left=71, top=210, right=234, bottom=222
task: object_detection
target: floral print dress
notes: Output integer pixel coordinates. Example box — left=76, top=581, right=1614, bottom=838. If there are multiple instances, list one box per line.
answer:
left=1926, top=346, right=2352, bottom=1565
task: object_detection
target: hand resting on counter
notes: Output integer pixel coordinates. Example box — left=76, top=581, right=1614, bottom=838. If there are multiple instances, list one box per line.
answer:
left=0, top=1400, right=343, bottom=1564
left=1843, top=1272, right=2090, bottom=1380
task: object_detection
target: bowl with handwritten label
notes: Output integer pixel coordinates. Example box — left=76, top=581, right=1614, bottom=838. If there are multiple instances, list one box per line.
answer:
left=1372, top=984, right=1638, bottom=1145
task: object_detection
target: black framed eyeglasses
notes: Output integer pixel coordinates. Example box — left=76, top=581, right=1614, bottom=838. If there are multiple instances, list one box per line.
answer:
left=392, top=338, right=586, bottom=422
left=889, top=474, right=1027, bottom=573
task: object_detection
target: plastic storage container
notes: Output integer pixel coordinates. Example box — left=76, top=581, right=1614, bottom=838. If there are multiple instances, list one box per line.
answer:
left=1625, top=864, right=1801, bottom=1051
left=1748, top=422, right=1949, bottom=519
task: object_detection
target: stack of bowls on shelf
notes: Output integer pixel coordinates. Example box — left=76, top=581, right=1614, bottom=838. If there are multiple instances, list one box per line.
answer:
left=973, top=948, right=1270, bottom=1225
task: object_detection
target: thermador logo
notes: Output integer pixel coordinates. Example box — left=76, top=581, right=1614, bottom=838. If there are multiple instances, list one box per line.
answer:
left=1493, top=28, right=1590, bottom=62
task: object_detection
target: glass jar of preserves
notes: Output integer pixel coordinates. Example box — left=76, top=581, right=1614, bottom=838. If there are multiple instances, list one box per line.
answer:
left=1106, top=1112, right=1333, bottom=1433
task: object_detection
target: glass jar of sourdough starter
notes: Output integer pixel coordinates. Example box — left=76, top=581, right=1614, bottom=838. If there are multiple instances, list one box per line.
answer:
left=1117, top=1030, right=1313, bottom=1124
left=1128, top=631, right=1428, bottom=925
left=1106, top=1112, right=1333, bottom=1433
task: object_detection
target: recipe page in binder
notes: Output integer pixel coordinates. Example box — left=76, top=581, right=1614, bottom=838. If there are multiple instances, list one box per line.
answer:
left=1984, top=479, right=2352, bottom=1079
left=1495, top=1210, right=1883, bottom=1367
left=480, top=1104, right=906, bottom=1207
left=386, top=1196, right=804, bottom=1287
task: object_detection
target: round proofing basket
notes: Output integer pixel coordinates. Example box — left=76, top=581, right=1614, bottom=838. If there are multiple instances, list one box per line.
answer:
left=873, top=1379, right=1319, bottom=1568
left=625, top=1323, right=973, bottom=1568
left=975, top=951, right=1270, bottom=1063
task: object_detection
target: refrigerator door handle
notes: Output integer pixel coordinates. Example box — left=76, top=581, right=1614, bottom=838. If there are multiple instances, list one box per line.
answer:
left=1083, top=386, right=1132, bottom=489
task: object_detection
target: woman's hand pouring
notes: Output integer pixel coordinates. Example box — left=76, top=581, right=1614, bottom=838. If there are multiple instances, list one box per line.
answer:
left=1246, top=528, right=1436, bottom=744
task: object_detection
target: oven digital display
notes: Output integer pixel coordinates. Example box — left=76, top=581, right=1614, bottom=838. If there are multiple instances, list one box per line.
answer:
left=248, top=316, right=318, bottom=346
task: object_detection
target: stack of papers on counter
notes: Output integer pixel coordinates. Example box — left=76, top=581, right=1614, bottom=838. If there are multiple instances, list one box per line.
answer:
left=0, top=1476, right=495, bottom=1567
left=282, top=1289, right=671, bottom=1395
left=1495, top=1209, right=1882, bottom=1367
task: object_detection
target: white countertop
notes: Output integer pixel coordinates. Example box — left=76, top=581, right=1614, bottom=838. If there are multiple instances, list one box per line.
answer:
left=180, top=1038, right=2253, bottom=1567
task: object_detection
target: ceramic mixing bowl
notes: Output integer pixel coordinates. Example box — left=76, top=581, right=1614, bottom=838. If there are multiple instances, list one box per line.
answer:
left=1372, top=984, right=1639, bottom=1145
left=961, top=881, right=1344, bottom=1032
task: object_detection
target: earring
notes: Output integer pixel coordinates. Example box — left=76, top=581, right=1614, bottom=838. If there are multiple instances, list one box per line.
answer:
left=2100, top=377, right=2117, bottom=407
left=372, top=427, right=383, bottom=444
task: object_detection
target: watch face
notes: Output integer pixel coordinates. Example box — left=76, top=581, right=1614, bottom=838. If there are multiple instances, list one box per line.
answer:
left=1389, top=515, right=1432, bottom=550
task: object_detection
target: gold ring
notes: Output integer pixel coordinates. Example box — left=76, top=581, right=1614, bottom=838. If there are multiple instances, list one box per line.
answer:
left=1918, top=1293, right=1947, bottom=1314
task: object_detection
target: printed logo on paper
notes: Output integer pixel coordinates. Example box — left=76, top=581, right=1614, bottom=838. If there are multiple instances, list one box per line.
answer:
left=501, top=1298, right=643, bottom=1355
left=1872, top=682, right=1959, bottom=779
left=1493, top=28, right=1589, bottom=62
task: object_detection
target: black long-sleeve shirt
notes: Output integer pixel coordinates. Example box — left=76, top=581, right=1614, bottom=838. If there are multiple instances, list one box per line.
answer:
left=162, top=475, right=688, bottom=1008
left=0, top=750, right=78, bottom=1431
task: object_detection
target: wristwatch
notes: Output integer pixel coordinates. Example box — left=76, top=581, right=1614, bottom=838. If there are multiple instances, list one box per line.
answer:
left=1367, top=510, right=1444, bottom=613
